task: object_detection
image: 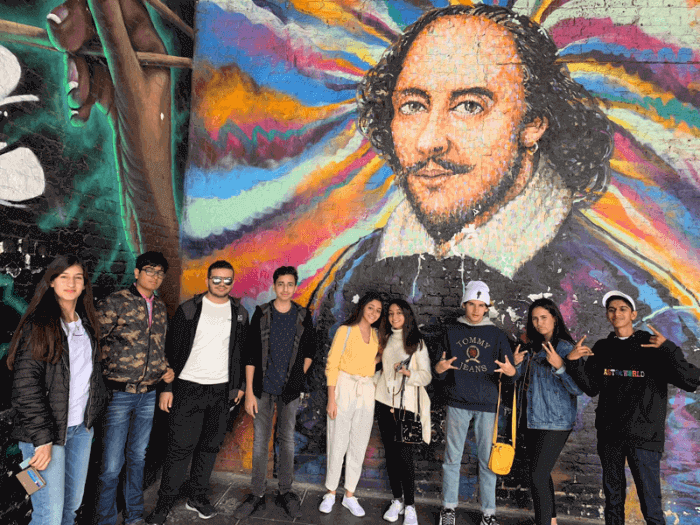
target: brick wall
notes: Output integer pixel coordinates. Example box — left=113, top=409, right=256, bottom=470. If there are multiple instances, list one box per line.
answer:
left=186, top=1, right=700, bottom=522
left=0, top=0, right=193, bottom=521
left=3, top=0, right=698, bottom=523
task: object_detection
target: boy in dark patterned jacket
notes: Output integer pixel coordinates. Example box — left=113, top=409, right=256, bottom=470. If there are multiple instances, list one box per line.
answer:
left=95, top=251, right=174, bottom=525
left=235, top=266, right=315, bottom=520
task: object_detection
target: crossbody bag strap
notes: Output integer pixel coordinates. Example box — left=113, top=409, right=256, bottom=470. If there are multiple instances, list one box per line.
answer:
left=395, top=353, right=420, bottom=422
left=492, top=378, right=517, bottom=447
left=517, top=354, right=532, bottom=430
left=339, top=325, right=352, bottom=359
left=492, top=380, right=502, bottom=445
left=511, top=379, right=517, bottom=448
left=400, top=354, right=421, bottom=422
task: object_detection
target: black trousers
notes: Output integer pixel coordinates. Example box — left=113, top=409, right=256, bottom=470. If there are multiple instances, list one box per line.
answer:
left=377, top=402, right=417, bottom=505
left=526, top=429, right=571, bottom=525
left=597, top=440, right=664, bottom=525
left=158, top=379, right=229, bottom=501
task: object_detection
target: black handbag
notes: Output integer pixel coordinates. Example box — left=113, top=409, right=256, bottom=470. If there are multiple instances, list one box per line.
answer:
left=392, top=357, right=423, bottom=444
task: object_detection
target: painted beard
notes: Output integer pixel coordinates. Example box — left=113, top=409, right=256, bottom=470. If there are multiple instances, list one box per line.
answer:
left=396, top=146, right=526, bottom=244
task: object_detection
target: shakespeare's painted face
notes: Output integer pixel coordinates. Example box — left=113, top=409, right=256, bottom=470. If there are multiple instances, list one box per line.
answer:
left=391, top=15, right=545, bottom=242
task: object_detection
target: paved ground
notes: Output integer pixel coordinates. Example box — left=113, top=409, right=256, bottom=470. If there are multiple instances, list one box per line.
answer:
left=141, top=472, right=603, bottom=525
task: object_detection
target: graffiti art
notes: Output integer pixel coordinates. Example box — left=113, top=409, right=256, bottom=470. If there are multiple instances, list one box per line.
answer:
left=182, top=0, right=699, bottom=519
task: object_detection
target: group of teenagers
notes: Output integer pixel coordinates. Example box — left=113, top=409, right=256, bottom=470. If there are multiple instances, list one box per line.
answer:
left=8, top=251, right=700, bottom=525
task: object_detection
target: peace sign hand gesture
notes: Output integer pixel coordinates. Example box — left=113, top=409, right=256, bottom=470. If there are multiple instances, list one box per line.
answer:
left=566, top=336, right=593, bottom=361
left=513, top=344, right=528, bottom=366
left=641, top=324, right=667, bottom=348
left=494, top=355, right=516, bottom=377
left=543, top=341, right=564, bottom=370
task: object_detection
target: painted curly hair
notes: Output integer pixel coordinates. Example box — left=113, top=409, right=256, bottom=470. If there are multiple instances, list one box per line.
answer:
left=357, top=3, right=614, bottom=199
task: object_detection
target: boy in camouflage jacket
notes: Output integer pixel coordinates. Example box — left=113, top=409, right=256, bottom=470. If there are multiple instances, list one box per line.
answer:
left=95, top=251, right=174, bottom=525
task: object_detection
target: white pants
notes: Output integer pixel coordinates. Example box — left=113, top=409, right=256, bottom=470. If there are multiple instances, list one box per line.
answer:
left=325, top=371, right=376, bottom=493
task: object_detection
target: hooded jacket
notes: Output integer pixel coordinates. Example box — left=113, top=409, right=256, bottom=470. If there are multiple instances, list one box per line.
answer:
left=439, top=316, right=517, bottom=413
left=568, top=330, right=700, bottom=451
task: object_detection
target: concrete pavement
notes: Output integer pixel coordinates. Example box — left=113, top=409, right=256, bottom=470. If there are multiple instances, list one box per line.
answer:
left=141, top=471, right=603, bottom=525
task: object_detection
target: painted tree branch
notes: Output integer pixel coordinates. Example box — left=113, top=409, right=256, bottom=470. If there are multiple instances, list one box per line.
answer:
left=0, top=19, right=192, bottom=69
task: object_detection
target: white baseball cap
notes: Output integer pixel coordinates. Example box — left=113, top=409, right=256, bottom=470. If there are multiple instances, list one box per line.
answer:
left=462, top=281, right=490, bottom=306
left=602, top=290, right=636, bottom=311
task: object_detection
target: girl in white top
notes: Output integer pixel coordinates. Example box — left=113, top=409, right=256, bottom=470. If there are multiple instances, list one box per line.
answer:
left=8, top=254, right=106, bottom=525
left=319, top=292, right=383, bottom=518
left=375, top=299, right=431, bottom=525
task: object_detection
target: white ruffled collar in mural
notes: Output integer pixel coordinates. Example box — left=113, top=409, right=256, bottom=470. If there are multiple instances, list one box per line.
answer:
left=376, top=161, right=573, bottom=279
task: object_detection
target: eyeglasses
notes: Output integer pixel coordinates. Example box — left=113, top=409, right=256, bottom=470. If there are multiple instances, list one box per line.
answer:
left=210, top=277, right=233, bottom=285
left=141, top=267, right=165, bottom=278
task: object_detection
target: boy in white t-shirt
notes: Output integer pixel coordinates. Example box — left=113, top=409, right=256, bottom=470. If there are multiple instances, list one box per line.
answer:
left=146, top=261, right=248, bottom=524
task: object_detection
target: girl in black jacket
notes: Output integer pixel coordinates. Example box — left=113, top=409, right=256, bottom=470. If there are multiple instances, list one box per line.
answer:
left=8, top=254, right=107, bottom=525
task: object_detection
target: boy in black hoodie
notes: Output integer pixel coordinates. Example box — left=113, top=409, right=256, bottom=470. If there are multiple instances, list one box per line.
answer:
left=567, top=290, right=700, bottom=525
left=435, top=281, right=517, bottom=525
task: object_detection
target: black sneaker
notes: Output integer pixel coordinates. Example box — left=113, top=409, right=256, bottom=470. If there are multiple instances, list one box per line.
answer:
left=145, top=503, right=171, bottom=525
left=186, top=495, right=217, bottom=519
left=438, top=507, right=456, bottom=525
left=233, top=494, right=266, bottom=520
left=277, top=491, right=302, bottom=519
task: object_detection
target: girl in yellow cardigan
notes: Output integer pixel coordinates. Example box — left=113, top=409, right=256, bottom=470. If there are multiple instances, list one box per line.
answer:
left=319, top=292, right=383, bottom=517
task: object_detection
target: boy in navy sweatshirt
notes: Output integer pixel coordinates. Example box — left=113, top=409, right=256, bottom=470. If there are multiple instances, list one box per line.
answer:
left=567, top=290, right=700, bottom=525
left=435, top=281, right=517, bottom=525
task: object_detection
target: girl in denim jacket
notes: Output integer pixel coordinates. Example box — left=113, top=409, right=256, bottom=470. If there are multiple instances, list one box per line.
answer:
left=513, top=299, right=583, bottom=525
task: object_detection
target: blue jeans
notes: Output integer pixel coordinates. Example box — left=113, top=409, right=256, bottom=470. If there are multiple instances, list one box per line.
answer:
left=598, top=440, right=664, bottom=525
left=442, top=406, right=497, bottom=515
left=19, top=424, right=94, bottom=525
left=96, top=390, right=156, bottom=525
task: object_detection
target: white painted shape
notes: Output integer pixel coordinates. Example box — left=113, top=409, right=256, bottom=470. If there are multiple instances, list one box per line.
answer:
left=0, top=145, right=46, bottom=201
left=0, top=45, right=21, bottom=102
left=0, top=45, right=46, bottom=205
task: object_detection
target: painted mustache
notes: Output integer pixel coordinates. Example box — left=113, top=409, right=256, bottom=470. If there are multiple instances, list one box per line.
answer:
left=401, top=156, right=475, bottom=177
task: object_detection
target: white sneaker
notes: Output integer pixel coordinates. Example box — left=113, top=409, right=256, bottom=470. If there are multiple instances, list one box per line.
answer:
left=319, top=493, right=336, bottom=514
left=403, top=505, right=418, bottom=525
left=342, top=495, right=366, bottom=517
left=383, top=499, right=405, bottom=522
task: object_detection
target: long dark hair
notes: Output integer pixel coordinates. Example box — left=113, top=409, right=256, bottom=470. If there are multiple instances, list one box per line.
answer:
left=7, top=254, right=100, bottom=370
left=342, top=291, right=384, bottom=327
left=525, top=298, right=574, bottom=347
left=379, top=299, right=422, bottom=355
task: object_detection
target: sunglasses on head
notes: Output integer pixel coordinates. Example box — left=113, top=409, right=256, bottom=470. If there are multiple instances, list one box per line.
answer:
left=210, top=277, right=233, bottom=285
